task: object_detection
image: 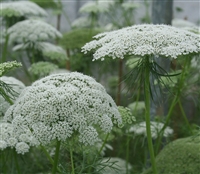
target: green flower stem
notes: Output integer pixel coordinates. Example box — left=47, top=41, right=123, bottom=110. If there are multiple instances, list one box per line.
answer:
left=41, top=145, right=61, bottom=173
left=98, top=133, right=109, bottom=155
left=13, top=149, right=21, bottom=174
left=178, top=99, right=193, bottom=134
left=155, top=94, right=178, bottom=154
left=70, top=148, right=75, bottom=174
left=41, top=146, right=54, bottom=165
left=125, top=136, right=130, bottom=174
left=155, top=57, right=191, bottom=154
left=1, top=34, right=9, bottom=63
left=144, top=57, right=157, bottom=174
left=52, top=140, right=61, bottom=174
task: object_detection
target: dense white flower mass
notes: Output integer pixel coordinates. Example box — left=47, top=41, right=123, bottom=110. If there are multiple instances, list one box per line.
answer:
left=0, top=122, right=37, bottom=154
left=7, top=19, right=62, bottom=43
left=79, top=1, right=114, bottom=13
left=0, top=76, right=25, bottom=116
left=0, top=1, right=47, bottom=17
left=82, top=24, right=200, bottom=60
left=129, top=121, right=173, bottom=139
left=4, top=72, right=122, bottom=146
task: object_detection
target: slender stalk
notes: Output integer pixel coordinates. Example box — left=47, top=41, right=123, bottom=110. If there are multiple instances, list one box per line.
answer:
left=155, top=57, right=191, bottom=154
left=52, top=140, right=61, bottom=174
left=98, top=133, right=109, bottom=155
left=13, top=149, right=21, bottom=174
left=116, top=59, right=123, bottom=105
left=155, top=94, right=178, bottom=154
left=1, top=34, right=9, bottom=63
left=125, top=136, right=130, bottom=174
left=178, top=100, right=193, bottom=134
left=70, top=148, right=75, bottom=174
left=41, top=146, right=54, bottom=165
left=144, top=57, right=157, bottom=174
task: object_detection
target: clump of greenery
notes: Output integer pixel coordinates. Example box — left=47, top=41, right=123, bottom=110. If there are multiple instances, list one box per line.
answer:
left=142, top=134, right=200, bottom=174
left=60, top=28, right=103, bottom=49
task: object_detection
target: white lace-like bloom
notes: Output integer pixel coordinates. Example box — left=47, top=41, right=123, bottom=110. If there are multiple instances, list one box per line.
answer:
left=128, top=101, right=145, bottom=113
left=0, top=76, right=25, bottom=116
left=122, top=2, right=140, bottom=10
left=82, top=24, right=200, bottom=60
left=129, top=121, right=173, bottom=139
left=0, top=1, right=47, bottom=17
left=181, top=26, right=200, bottom=34
left=0, top=61, right=22, bottom=76
left=5, top=72, right=122, bottom=146
left=13, top=42, right=68, bottom=61
left=97, top=157, right=132, bottom=174
left=0, top=122, right=35, bottom=153
left=79, top=1, right=114, bottom=14
left=0, top=140, right=7, bottom=150
left=8, top=19, right=62, bottom=43
left=172, top=18, right=196, bottom=28
left=28, top=61, right=59, bottom=78
left=15, top=142, right=30, bottom=154
left=71, top=17, right=91, bottom=28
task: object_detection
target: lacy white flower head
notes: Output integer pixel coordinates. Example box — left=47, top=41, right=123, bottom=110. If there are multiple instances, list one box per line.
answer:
left=122, top=1, right=140, bottom=10
left=7, top=19, right=62, bottom=43
left=0, top=61, right=22, bottom=77
left=82, top=24, right=200, bottom=60
left=97, top=157, right=132, bottom=174
left=0, top=76, right=25, bottom=117
left=0, top=122, right=39, bottom=154
left=71, top=17, right=92, bottom=28
left=129, top=121, right=173, bottom=139
left=0, top=1, right=47, bottom=18
left=79, top=0, right=114, bottom=14
left=4, top=72, right=122, bottom=146
left=28, top=61, right=59, bottom=78
left=182, top=26, right=200, bottom=34
left=172, top=18, right=196, bottom=28
left=128, top=101, right=145, bottom=113
left=13, top=42, right=68, bottom=61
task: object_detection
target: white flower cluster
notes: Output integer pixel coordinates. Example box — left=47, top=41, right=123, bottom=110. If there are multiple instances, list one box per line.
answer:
left=0, top=122, right=39, bottom=154
left=13, top=42, right=68, bottom=61
left=8, top=19, right=62, bottom=43
left=0, top=76, right=25, bottom=117
left=0, top=1, right=47, bottom=17
left=79, top=0, right=114, bottom=13
left=122, top=2, right=140, bottom=10
left=172, top=18, right=200, bottom=34
left=4, top=72, right=122, bottom=146
left=129, top=121, right=173, bottom=139
left=97, top=157, right=132, bottom=174
left=82, top=24, right=200, bottom=60
left=0, top=61, right=22, bottom=76
left=71, top=17, right=92, bottom=28
left=28, top=61, right=59, bottom=78
left=40, top=42, right=68, bottom=61
left=172, top=18, right=196, bottom=28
